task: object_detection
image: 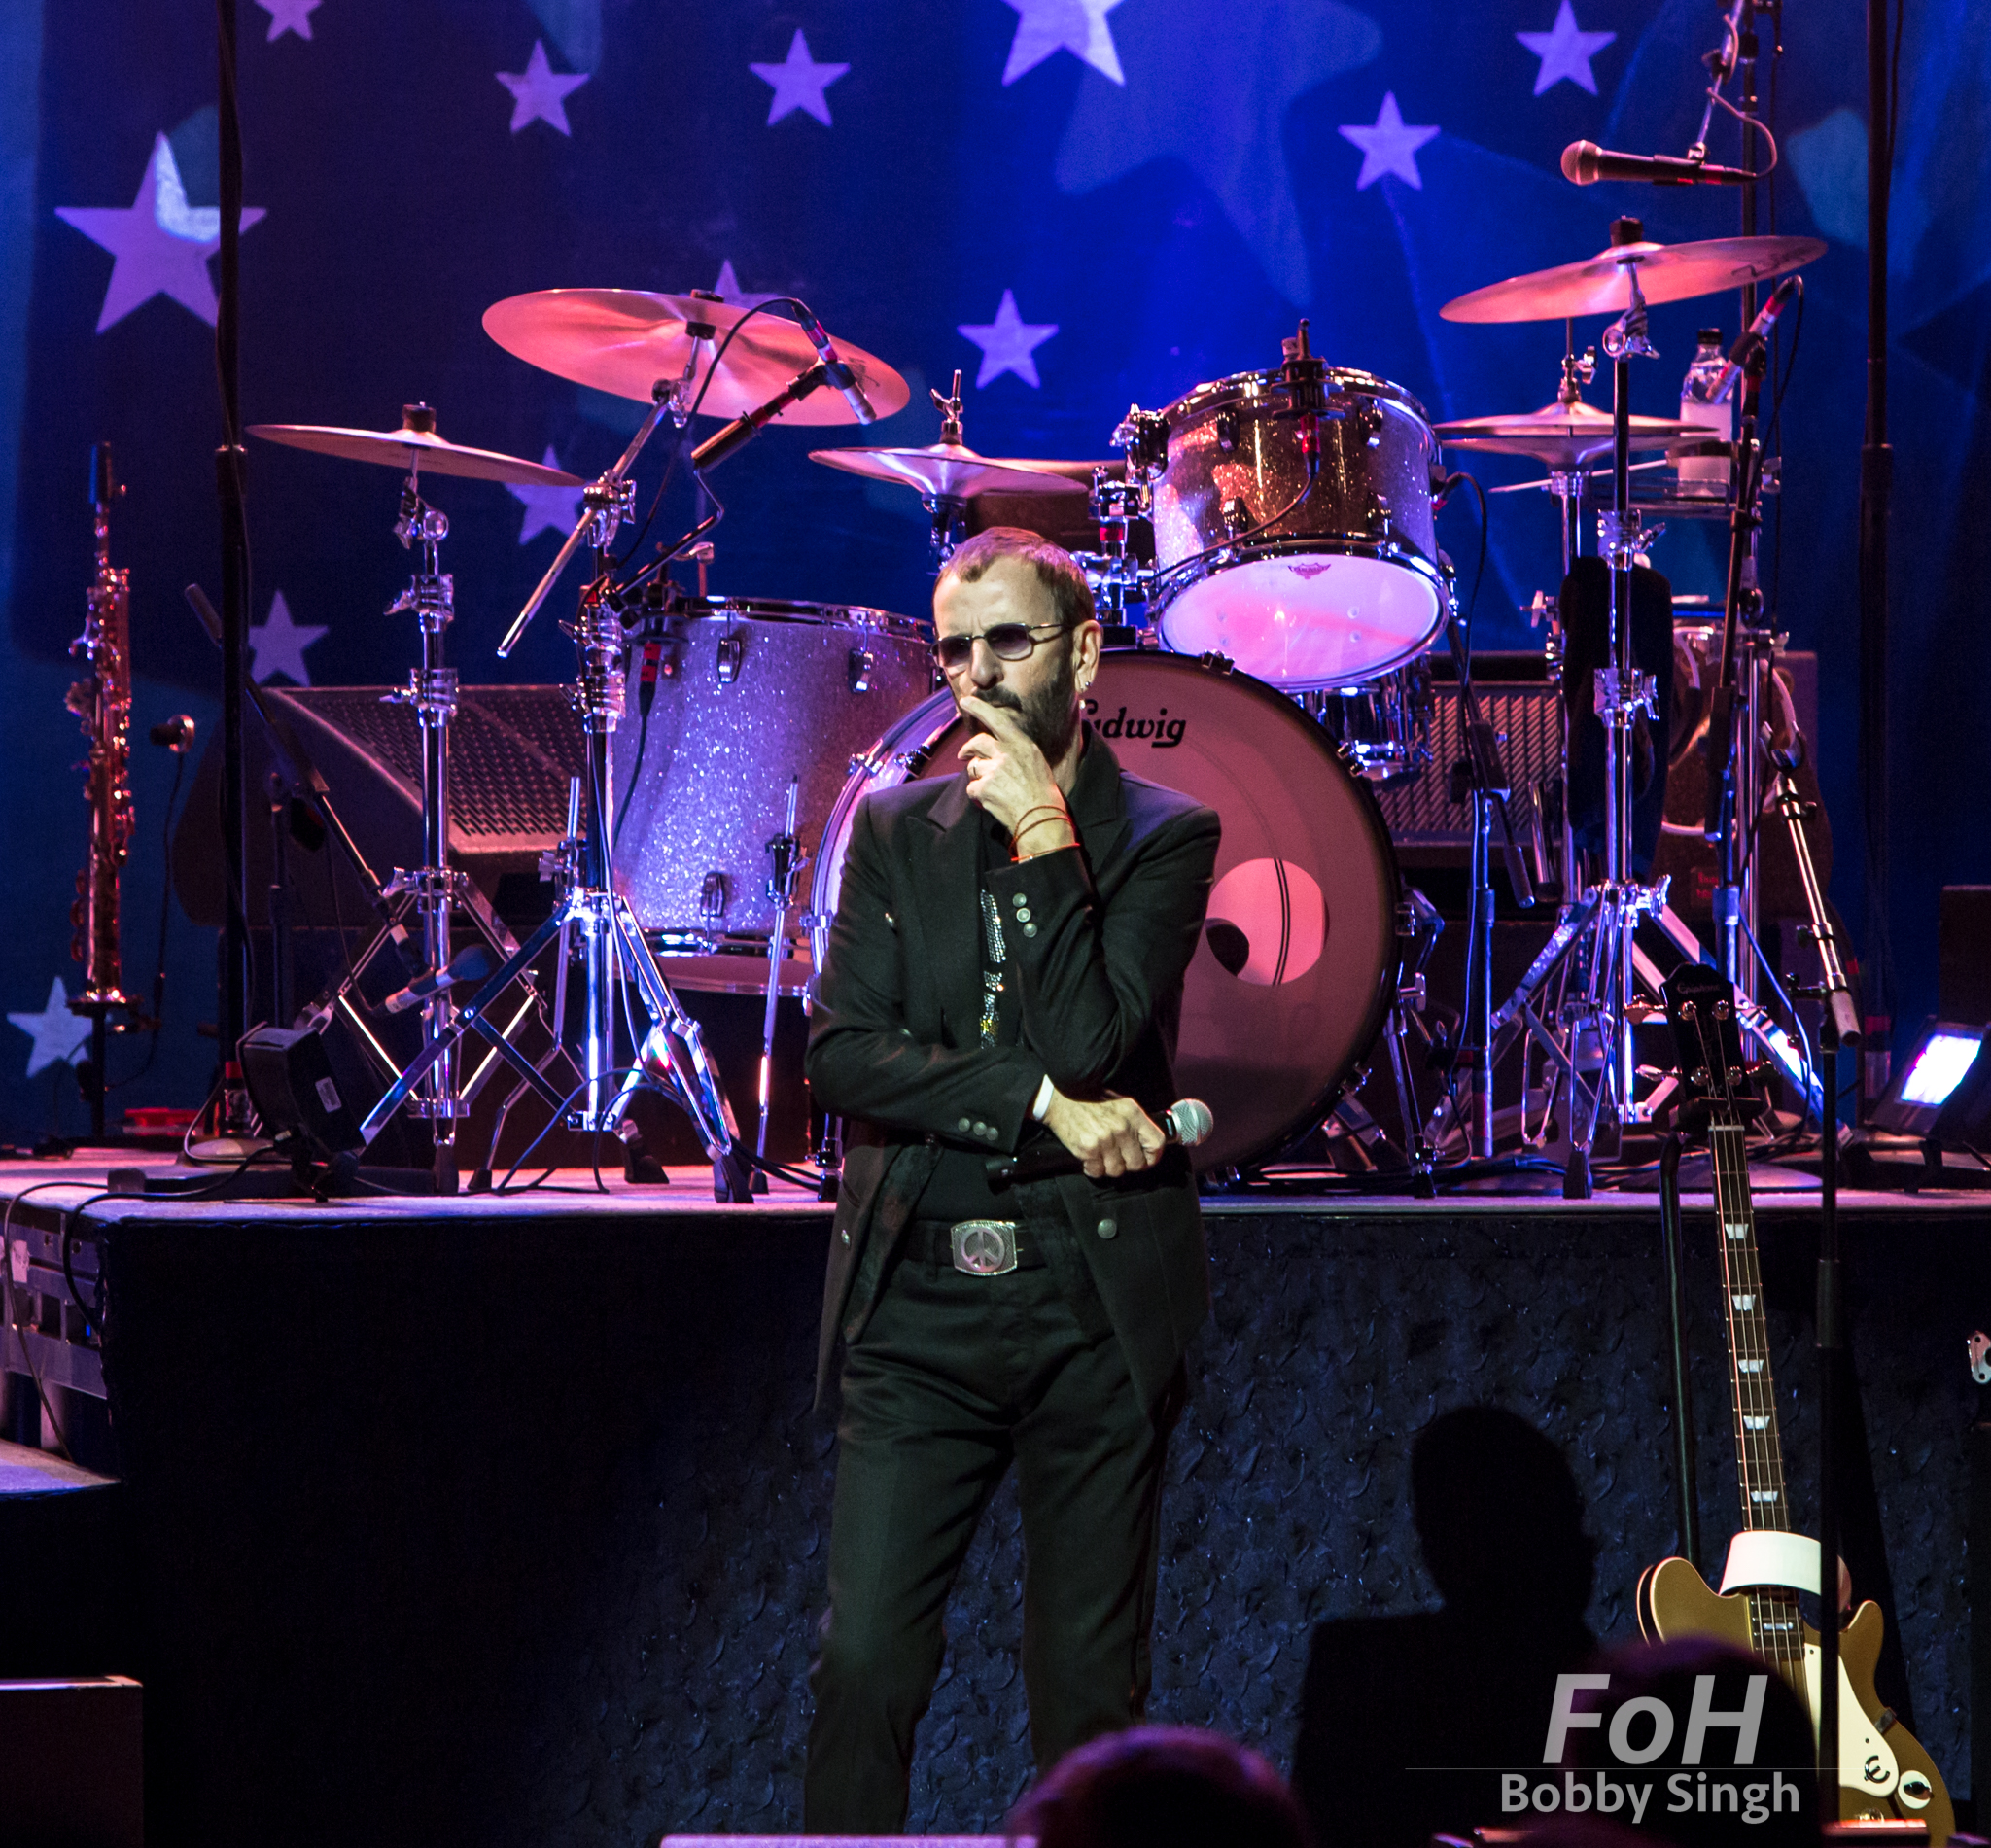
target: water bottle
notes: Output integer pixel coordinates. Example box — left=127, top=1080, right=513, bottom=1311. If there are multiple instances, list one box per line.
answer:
left=1676, top=329, right=1732, bottom=496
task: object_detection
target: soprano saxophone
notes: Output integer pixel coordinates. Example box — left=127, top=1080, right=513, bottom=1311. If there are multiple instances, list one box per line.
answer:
left=66, top=442, right=136, bottom=1034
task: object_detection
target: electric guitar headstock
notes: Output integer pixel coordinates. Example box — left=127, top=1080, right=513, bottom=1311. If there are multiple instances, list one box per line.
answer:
left=1661, top=962, right=1768, bottom=1137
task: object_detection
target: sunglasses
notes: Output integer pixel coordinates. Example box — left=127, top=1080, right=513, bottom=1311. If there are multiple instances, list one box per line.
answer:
left=930, top=621, right=1069, bottom=672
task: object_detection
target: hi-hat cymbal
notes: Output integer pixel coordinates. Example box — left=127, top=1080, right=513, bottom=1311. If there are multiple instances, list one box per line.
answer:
left=248, top=409, right=585, bottom=486
left=810, top=442, right=1087, bottom=499
left=1435, top=400, right=1700, bottom=470
left=1441, top=232, right=1826, bottom=324
left=482, top=288, right=911, bottom=424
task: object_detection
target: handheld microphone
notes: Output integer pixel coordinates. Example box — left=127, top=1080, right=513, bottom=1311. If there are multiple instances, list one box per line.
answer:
left=1560, top=141, right=1755, bottom=187
left=983, top=1098, right=1214, bottom=1186
left=383, top=945, right=491, bottom=1016
left=1707, top=275, right=1802, bottom=403
left=793, top=308, right=878, bottom=425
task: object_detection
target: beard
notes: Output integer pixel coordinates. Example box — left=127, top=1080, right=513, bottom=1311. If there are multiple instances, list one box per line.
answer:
left=961, top=643, right=1080, bottom=762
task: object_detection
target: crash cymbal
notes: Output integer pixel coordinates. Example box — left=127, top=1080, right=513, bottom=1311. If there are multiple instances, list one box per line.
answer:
left=810, top=442, right=1087, bottom=499
left=1440, top=232, right=1826, bottom=324
left=248, top=407, right=585, bottom=486
left=1436, top=400, right=1700, bottom=470
left=482, top=288, right=911, bottom=424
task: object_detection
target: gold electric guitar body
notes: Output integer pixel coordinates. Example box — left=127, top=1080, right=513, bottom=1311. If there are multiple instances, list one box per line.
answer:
left=1637, top=1556, right=1953, bottom=1842
left=1639, top=965, right=1955, bottom=1845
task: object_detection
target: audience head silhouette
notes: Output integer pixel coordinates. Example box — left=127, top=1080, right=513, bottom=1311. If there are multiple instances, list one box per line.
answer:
left=1413, top=1405, right=1597, bottom=1621
left=1011, top=1725, right=1309, bottom=1848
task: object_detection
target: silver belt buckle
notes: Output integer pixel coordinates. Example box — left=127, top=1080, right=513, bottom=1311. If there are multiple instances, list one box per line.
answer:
left=950, top=1219, right=1020, bottom=1276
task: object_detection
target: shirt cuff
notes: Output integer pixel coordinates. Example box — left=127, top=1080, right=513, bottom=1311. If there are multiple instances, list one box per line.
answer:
left=1030, top=1075, right=1054, bottom=1121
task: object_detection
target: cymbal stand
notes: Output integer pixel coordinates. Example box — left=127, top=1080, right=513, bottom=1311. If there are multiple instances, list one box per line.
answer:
left=376, top=373, right=751, bottom=1199
left=310, top=455, right=555, bottom=1192
left=925, top=373, right=971, bottom=565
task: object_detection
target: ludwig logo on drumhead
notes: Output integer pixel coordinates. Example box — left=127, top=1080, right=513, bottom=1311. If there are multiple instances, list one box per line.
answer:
left=1083, top=700, right=1186, bottom=749
left=1204, top=858, right=1325, bottom=986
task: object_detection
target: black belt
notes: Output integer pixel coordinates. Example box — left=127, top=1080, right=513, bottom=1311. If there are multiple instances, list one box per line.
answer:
left=907, top=1217, right=1049, bottom=1274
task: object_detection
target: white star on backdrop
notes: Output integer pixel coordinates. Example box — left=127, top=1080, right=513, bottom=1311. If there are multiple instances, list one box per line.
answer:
left=55, top=135, right=266, bottom=332
left=1001, top=0, right=1126, bottom=85
left=249, top=590, right=327, bottom=685
left=497, top=40, right=590, bottom=135
left=510, top=448, right=585, bottom=544
left=1516, top=2, right=1617, bottom=96
left=750, top=30, right=848, bottom=126
left=8, top=977, right=90, bottom=1079
left=255, top=0, right=321, bottom=42
left=1338, top=92, right=1441, bottom=190
left=958, top=289, right=1058, bottom=389
left=713, top=260, right=783, bottom=308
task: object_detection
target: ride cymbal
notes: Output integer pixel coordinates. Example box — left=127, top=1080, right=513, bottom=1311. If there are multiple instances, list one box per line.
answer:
left=1440, top=232, right=1826, bottom=324
left=482, top=288, right=910, bottom=424
left=247, top=407, right=585, bottom=486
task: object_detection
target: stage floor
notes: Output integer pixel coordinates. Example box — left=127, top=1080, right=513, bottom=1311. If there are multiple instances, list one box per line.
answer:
left=2, top=1147, right=1985, bottom=1847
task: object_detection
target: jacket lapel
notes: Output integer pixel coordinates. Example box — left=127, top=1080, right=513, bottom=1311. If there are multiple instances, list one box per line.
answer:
left=1066, top=727, right=1129, bottom=871
left=913, top=773, right=985, bottom=1042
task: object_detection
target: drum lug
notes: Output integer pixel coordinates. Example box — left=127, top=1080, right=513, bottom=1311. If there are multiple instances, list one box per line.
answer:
left=716, top=631, right=745, bottom=683
left=1112, top=405, right=1170, bottom=480
left=1215, top=408, right=1240, bottom=454
left=1220, top=496, right=1253, bottom=537
left=1196, top=651, right=1234, bottom=676
left=847, top=646, right=876, bottom=693
left=700, top=871, right=729, bottom=926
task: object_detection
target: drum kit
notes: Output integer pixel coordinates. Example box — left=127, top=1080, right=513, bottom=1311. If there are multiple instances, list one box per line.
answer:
left=245, top=218, right=1825, bottom=1199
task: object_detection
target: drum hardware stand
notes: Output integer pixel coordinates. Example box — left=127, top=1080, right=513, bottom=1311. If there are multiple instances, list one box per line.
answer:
left=920, top=372, right=975, bottom=565
left=1077, top=471, right=1156, bottom=631
left=750, top=777, right=807, bottom=1193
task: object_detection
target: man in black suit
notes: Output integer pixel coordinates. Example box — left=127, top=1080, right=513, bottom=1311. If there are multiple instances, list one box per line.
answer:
left=801, top=528, right=1221, bottom=1831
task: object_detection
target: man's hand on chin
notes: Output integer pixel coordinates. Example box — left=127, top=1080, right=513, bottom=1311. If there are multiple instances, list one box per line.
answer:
left=1041, top=1089, right=1164, bottom=1180
left=958, top=696, right=1076, bottom=854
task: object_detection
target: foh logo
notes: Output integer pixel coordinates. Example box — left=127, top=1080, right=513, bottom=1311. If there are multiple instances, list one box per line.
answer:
left=1499, top=1672, right=1804, bottom=1827
left=1081, top=697, right=1186, bottom=748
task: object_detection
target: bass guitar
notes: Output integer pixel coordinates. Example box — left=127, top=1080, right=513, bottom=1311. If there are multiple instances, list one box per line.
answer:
left=1636, top=961, right=1952, bottom=1842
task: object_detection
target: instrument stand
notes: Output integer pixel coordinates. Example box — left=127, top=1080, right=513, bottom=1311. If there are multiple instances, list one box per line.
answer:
left=1770, top=741, right=1864, bottom=1798
left=924, top=374, right=971, bottom=566
left=306, top=461, right=556, bottom=1193
left=386, top=410, right=752, bottom=1201
left=751, top=778, right=806, bottom=1193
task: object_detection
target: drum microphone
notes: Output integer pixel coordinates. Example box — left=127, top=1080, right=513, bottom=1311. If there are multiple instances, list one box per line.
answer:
left=1707, top=275, right=1803, bottom=403
left=983, top=1098, right=1214, bottom=1185
left=1560, top=141, right=1756, bottom=187
left=792, top=307, right=879, bottom=426
left=383, top=944, right=492, bottom=1016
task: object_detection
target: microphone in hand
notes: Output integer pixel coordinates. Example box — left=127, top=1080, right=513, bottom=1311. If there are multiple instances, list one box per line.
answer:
left=984, top=1098, right=1214, bottom=1186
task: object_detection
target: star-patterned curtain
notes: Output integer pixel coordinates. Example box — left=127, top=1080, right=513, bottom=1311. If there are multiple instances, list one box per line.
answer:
left=2, top=0, right=1986, bottom=1133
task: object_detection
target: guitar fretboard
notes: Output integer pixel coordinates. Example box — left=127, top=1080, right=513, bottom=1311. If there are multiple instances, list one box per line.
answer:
left=1709, top=1119, right=1804, bottom=1676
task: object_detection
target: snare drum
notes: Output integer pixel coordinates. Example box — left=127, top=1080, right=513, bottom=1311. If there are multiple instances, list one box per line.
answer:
left=611, top=597, right=932, bottom=990
left=1146, top=366, right=1446, bottom=688
left=1301, top=657, right=1434, bottom=785
left=814, top=651, right=1400, bottom=1171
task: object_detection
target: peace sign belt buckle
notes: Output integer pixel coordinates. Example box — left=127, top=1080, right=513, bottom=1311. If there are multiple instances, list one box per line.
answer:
left=950, top=1219, right=1021, bottom=1276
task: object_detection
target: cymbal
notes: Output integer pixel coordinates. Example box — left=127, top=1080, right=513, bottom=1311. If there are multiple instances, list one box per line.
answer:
left=248, top=411, right=585, bottom=486
left=810, top=442, right=1087, bottom=499
left=1435, top=400, right=1701, bottom=470
left=482, top=288, right=911, bottom=424
left=1440, top=233, right=1826, bottom=324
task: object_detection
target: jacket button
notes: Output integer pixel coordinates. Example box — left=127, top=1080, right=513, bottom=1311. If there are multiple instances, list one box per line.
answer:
left=1011, top=891, right=1027, bottom=909
left=1096, top=1216, right=1118, bottom=1239
left=1023, top=923, right=1038, bottom=939
left=1014, top=907, right=1031, bottom=923
left=958, top=1116, right=971, bottom=1131
left=841, top=1230, right=851, bottom=1244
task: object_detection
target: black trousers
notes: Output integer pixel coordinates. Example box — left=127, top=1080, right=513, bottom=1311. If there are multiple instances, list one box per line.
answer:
left=803, top=1232, right=1182, bottom=1832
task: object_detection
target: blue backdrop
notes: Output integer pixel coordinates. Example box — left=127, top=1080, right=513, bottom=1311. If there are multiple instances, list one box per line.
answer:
left=2, top=0, right=1985, bottom=1138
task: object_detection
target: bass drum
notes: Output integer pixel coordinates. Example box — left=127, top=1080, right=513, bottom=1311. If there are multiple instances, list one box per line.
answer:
left=812, top=651, right=1400, bottom=1172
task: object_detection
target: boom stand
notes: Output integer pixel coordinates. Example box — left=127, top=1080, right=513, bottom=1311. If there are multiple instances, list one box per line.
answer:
left=1771, top=745, right=1862, bottom=1799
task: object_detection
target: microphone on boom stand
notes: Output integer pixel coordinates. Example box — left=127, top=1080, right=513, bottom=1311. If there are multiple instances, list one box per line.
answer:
left=1560, top=142, right=1756, bottom=187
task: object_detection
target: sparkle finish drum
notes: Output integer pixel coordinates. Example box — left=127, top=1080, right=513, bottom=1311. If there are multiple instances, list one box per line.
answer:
left=1146, top=366, right=1446, bottom=689
left=1301, top=657, right=1435, bottom=785
left=813, top=651, right=1400, bottom=1171
left=611, top=598, right=932, bottom=990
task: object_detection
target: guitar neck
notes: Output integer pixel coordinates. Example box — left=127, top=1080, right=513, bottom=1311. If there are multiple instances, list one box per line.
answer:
left=1708, top=1119, right=1804, bottom=1673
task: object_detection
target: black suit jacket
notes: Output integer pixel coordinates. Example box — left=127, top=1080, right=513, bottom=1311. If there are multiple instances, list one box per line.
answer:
left=806, top=728, right=1221, bottom=1414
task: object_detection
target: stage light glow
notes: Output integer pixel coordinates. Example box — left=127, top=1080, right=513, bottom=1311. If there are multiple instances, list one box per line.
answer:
left=1899, top=1030, right=1982, bottom=1106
